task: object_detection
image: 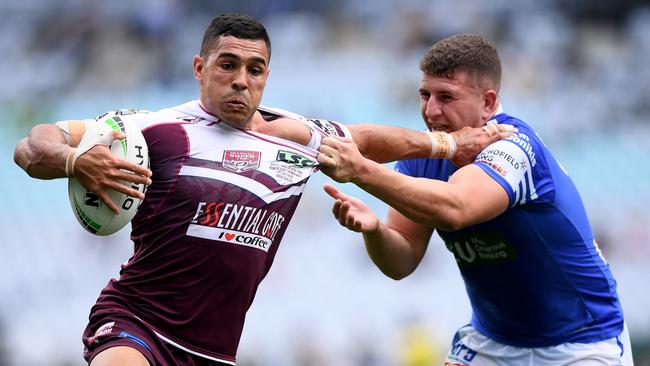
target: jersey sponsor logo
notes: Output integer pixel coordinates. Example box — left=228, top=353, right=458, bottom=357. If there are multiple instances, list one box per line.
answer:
left=222, top=150, right=261, bottom=173
left=95, top=108, right=148, bottom=121
left=478, top=148, right=523, bottom=170
left=444, top=231, right=517, bottom=266
left=88, top=321, right=115, bottom=345
left=188, top=201, right=286, bottom=250
left=177, top=116, right=204, bottom=123
left=214, top=228, right=272, bottom=251
left=507, top=133, right=537, bottom=167
left=268, top=151, right=315, bottom=184
left=476, top=160, right=508, bottom=177
left=276, top=150, right=317, bottom=168
left=448, top=342, right=477, bottom=363
left=308, top=118, right=340, bottom=136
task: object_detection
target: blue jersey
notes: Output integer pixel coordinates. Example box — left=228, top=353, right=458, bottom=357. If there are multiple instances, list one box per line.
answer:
left=395, top=113, right=624, bottom=347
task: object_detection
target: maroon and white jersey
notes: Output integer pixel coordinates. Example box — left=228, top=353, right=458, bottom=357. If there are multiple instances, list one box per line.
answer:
left=86, top=100, right=349, bottom=364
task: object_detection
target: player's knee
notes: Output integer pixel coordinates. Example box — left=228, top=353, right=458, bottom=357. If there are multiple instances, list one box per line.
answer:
left=90, top=346, right=150, bottom=366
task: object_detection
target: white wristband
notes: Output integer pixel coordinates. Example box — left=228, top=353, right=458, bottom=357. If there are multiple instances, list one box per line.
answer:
left=445, top=132, right=457, bottom=159
left=65, top=148, right=77, bottom=177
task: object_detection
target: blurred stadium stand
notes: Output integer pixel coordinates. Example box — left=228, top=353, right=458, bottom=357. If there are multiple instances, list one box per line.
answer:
left=1, top=0, right=649, bottom=365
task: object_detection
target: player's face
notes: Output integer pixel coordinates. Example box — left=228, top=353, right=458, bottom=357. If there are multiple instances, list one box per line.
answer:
left=419, top=71, right=495, bottom=132
left=194, top=36, right=270, bottom=128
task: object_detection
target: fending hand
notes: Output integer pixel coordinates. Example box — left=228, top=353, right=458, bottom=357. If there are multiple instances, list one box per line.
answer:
left=450, top=124, right=517, bottom=167
left=323, top=184, right=379, bottom=233
left=317, top=136, right=368, bottom=183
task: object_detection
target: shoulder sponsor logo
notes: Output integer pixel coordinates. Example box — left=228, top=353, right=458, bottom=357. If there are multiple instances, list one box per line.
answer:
left=276, top=150, right=317, bottom=168
left=187, top=201, right=286, bottom=251
left=222, top=150, right=261, bottom=173
left=507, top=134, right=537, bottom=167
left=519, top=158, right=528, bottom=169
left=308, top=118, right=339, bottom=136
left=476, top=160, right=507, bottom=177
left=481, top=148, right=523, bottom=170
left=177, top=116, right=204, bottom=123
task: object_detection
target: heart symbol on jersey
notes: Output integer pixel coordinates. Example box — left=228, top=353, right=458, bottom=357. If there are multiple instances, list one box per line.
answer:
left=224, top=233, right=236, bottom=241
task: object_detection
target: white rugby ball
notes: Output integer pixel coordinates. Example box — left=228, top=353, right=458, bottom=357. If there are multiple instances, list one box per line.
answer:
left=68, top=111, right=149, bottom=236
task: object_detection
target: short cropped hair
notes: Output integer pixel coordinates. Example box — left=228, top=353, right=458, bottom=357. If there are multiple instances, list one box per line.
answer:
left=420, top=34, right=501, bottom=90
left=200, top=13, right=271, bottom=60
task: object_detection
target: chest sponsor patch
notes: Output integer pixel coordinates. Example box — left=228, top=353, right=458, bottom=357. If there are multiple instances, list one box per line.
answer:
left=222, top=150, right=261, bottom=173
left=276, top=150, right=316, bottom=168
left=444, top=230, right=517, bottom=266
left=187, top=226, right=273, bottom=252
left=187, top=201, right=286, bottom=252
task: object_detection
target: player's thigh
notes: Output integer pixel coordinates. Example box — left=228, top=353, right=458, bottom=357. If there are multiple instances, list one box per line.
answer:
left=90, top=345, right=150, bottom=366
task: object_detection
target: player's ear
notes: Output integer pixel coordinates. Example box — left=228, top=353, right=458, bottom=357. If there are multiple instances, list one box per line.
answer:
left=482, top=89, right=498, bottom=120
left=193, top=55, right=203, bottom=80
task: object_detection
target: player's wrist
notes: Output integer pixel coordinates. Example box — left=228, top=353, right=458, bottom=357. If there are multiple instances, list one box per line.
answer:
left=64, top=146, right=77, bottom=177
left=350, top=157, right=377, bottom=186
left=427, top=131, right=456, bottom=159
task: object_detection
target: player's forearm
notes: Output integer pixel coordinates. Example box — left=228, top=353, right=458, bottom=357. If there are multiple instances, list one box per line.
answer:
left=14, top=124, right=71, bottom=179
left=347, top=124, right=431, bottom=163
left=353, top=160, right=464, bottom=231
left=363, top=223, right=423, bottom=280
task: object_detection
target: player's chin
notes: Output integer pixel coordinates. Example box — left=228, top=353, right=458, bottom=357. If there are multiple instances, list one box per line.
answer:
left=221, top=108, right=254, bottom=125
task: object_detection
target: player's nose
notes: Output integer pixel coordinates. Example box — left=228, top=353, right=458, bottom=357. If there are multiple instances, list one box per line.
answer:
left=231, top=68, right=248, bottom=91
left=424, top=98, right=442, bottom=119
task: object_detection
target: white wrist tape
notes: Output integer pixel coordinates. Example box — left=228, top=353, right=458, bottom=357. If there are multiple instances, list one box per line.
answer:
left=482, top=123, right=500, bottom=137
left=427, top=131, right=457, bottom=159
left=65, top=148, right=77, bottom=177
left=65, top=131, right=116, bottom=177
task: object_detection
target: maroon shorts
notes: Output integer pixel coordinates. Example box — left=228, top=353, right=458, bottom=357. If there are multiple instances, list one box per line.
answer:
left=82, top=312, right=230, bottom=366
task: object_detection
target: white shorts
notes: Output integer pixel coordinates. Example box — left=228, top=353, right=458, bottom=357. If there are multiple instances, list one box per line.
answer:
left=444, top=324, right=634, bottom=366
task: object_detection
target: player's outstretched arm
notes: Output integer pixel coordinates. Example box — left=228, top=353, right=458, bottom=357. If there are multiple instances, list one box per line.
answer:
left=346, top=123, right=515, bottom=166
left=323, top=184, right=433, bottom=280
left=319, top=136, right=509, bottom=231
left=15, top=123, right=152, bottom=214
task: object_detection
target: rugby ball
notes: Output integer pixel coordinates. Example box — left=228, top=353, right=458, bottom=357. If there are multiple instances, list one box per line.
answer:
left=68, top=111, right=149, bottom=236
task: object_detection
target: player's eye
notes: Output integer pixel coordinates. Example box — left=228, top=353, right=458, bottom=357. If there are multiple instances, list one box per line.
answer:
left=439, top=94, right=454, bottom=102
left=220, top=62, right=235, bottom=71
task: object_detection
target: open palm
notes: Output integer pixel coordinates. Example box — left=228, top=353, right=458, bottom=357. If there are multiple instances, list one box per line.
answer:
left=323, top=184, right=379, bottom=233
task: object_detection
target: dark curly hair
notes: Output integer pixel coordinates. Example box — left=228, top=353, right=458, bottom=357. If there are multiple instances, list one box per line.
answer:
left=420, top=34, right=501, bottom=90
left=199, top=13, right=271, bottom=60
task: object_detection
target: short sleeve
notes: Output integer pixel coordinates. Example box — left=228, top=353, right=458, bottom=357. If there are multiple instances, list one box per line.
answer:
left=473, top=134, right=547, bottom=207
left=302, top=119, right=351, bottom=150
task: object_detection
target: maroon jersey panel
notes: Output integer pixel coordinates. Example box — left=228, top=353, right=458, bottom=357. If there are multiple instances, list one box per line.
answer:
left=86, top=102, right=338, bottom=362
